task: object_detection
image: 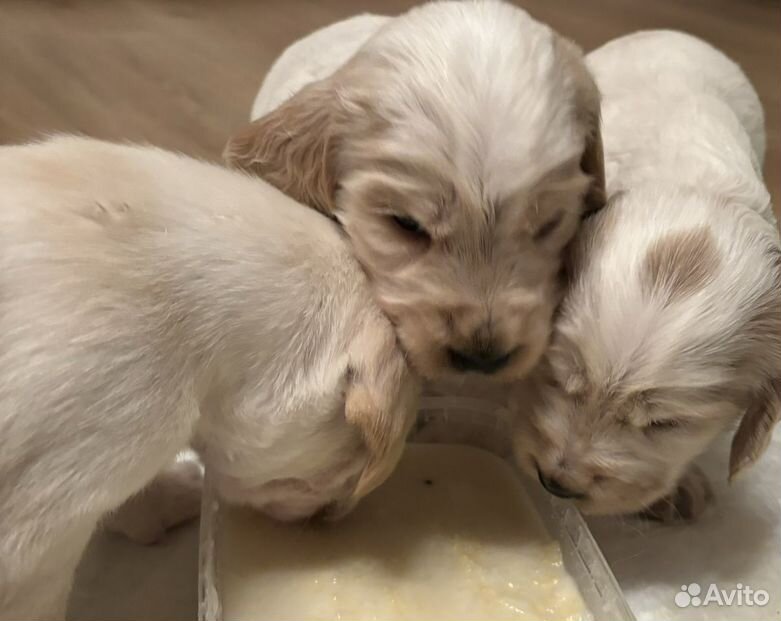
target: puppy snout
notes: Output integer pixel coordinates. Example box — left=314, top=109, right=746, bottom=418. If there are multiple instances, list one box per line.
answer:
left=447, top=344, right=516, bottom=374
left=537, top=467, right=585, bottom=500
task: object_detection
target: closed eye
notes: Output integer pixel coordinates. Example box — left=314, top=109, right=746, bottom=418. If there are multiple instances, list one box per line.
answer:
left=533, top=212, right=563, bottom=241
left=644, top=418, right=681, bottom=432
left=390, top=214, right=430, bottom=240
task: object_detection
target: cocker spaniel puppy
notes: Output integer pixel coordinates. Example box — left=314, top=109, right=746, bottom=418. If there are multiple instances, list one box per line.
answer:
left=514, top=31, right=780, bottom=520
left=0, top=137, right=418, bottom=620
left=225, top=1, right=606, bottom=381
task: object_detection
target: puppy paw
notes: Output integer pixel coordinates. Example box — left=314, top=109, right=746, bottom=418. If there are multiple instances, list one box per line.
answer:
left=105, top=457, right=203, bottom=545
left=641, top=465, right=714, bottom=523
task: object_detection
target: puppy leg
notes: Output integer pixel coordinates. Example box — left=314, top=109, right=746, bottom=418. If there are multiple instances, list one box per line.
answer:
left=641, top=465, right=714, bottom=523
left=103, top=452, right=203, bottom=545
left=1, top=402, right=196, bottom=617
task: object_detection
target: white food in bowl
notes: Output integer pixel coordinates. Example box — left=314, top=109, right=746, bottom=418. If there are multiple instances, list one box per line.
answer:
left=217, top=444, right=590, bottom=621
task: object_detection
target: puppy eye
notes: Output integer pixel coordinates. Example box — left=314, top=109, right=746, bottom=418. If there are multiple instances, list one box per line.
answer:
left=533, top=212, right=563, bottom=241
left=391, top=214, right=430, bottom=239
left=644, top=418, right=680, bottom=432
left=543, top=374, right=561, bottom=389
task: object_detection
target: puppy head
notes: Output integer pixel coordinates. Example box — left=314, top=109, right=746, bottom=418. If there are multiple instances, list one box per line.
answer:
left=225, top=1, right=605, bottom=381
left=203, top=410, right=369, bottom=522
left=513, top=189, right=781, bottom=515
left=205, top=323, right=419, bottom=522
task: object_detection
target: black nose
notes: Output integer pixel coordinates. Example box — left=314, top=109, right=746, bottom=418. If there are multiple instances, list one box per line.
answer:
left=447, top=346, right=513, bottom=374
left=537, top=467, right=585, bottom=500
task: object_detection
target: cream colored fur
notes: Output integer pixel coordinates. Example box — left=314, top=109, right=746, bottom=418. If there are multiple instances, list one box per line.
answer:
left=514, top=31, right=780, bottom=518
left=0, top=137, right=418, bottom=620
left=227, top=1, right=606, bottom=382
left=250, top=14, right=389, bottom=119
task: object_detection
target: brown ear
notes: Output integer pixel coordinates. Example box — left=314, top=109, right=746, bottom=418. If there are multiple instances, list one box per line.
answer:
left=729, top=378, right=781, bottom=481
left=344, top=318, right=420, bottom=499
left=223, top=79, right=343, bottom=215
left=553, top=35, right=606, bottom=218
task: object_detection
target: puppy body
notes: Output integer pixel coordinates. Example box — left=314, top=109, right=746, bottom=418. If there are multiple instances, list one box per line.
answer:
left=0, top=137, right=417, bottom=619
left=251, top=14, right=388, bottom=119
left=229, top=0, right=605, bottom=381
left=515, top=32, right=780, bottom=517
left=592, top=30, right=770, bottom=221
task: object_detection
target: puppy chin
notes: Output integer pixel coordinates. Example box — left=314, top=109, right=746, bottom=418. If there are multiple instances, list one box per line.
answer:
left=578, top=482, right=676, bottom=517
left=256, top=487, right=362, bottom=523
left=257, top=498, right=328, bottom=523
left=514, top=448, right=677, bottom=517
left=320, top=496, right=359, bottom=522
left=242, top=484, right=345, bottom=523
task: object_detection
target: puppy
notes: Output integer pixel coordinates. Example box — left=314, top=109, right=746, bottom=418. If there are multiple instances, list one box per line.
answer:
left=101, top=450, right=204, bottom=545
left=0, top=136, right=418, bottom=620
left=513, top=31, right=780, bottom=520
left=225, top=1, right=606, bottom=382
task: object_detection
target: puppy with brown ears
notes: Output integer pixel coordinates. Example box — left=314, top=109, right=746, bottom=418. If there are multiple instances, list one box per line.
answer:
left=513, top=31, right=780, bottom=520
left=225, top=1, right=606, bottom=382
left=0, top=137, right=418, bottom=620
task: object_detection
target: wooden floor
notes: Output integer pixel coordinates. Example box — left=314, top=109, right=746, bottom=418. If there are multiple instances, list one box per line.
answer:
left=0, top=0, right=779, bottom=216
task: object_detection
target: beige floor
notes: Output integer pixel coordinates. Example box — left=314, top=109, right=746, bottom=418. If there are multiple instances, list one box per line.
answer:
left=1, top=2, right=778, bottom=620
left=0, top=0, right=779, bottom=213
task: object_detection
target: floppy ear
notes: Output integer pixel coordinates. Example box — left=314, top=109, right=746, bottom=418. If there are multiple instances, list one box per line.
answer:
left=729, top=243, right=781, bottom=480
left=343, top=318, right=420, bottom=499
left=729, top=377, right=781, bottom=481
left=553, top=36, right=606, bottom=217
left=223, top=79, right=344, bottom=215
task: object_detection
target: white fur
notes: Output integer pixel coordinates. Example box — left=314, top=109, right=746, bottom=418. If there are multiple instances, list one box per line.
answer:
left=101, top=453, right=203, bottom=546
left=573, top=31, right=781, bottom=620
left=233, top=1, right=604, bottom=381
left=251, top=14, right=389, bottom=119
left=590, top=30, right=771, bottom=224
left=515, top=30, right=779, bottom=517
left=0, top=137, right=417, bottom=620
left=585, top=30, right=777, bottom=404
left=252, top=5, right=589, bottom=198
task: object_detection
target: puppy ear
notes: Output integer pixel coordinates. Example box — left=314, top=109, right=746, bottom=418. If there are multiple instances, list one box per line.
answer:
left=344, top=317, right=420, bottom=499
left=223, top=79, right=344, bottom=215
left=730, top=243, right=781, bottom=480
left=729, top=377, right=781, bottom=481
left=553, top=35, right=606, bottom=218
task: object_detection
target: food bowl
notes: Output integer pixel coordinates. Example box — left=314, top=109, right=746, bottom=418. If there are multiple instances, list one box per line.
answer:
left=198, top=394, right=635, bottom=621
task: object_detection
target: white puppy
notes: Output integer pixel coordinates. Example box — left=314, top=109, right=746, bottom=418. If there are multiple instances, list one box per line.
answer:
left=514, top=31, right=780, bottom=519
left=0, top=137, right=418, bottom=620
left=226, top=1, right=606, bottom=382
